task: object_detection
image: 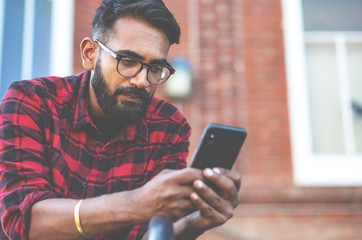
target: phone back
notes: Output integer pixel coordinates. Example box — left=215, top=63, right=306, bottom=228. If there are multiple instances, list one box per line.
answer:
left=190, top=123, right=247, bottom=169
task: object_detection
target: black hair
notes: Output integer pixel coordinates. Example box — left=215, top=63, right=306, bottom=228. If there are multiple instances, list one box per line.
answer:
left=92, top=0, right=181, bottom=45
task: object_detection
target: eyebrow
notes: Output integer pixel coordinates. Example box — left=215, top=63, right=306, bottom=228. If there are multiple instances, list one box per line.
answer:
left=117, top=49, right=144, bottom=60
left=117, top=49, right=170, bottom=66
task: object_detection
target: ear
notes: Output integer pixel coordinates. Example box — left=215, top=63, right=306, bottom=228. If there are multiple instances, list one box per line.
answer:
left=80, top=37, right=98, bottom=70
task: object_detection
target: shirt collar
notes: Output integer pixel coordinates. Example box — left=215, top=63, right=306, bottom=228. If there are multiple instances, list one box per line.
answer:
left=71, top=71, right=149, bottom=142
left=71, top=71, right=92, bottom=130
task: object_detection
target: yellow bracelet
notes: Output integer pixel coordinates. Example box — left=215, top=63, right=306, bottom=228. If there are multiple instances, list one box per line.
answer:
left=74, top=199, right=91, bottom=238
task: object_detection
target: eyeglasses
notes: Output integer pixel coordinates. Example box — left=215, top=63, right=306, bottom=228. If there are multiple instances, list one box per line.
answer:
left=95, top=40, right=175, bottom=85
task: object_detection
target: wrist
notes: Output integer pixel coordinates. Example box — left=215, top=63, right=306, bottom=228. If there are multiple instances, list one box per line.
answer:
left=107, top=188, right=149, bottom=225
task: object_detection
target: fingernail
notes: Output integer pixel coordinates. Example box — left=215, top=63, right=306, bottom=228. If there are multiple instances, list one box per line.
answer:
left=196, top=180, right=204, bottom=188
left=191, top=192, right=199, bottom=200
left=205, top=168, right=214, bottom=177
left=213, top=168, right=221, bottom=174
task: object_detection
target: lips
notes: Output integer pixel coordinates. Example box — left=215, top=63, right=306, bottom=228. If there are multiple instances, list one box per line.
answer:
left=114, top=87, right=149, bottom=103
left=124, top=94, right=142, bottom=102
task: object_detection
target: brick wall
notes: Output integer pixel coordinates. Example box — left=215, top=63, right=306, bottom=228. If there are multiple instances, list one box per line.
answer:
left=72, top=0, right=362, bottom=239
left=73, top=0, right=101, bottom=74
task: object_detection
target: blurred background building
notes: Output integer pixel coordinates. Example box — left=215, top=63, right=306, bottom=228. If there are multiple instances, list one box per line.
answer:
left=0, top=0, right=361, bottom=239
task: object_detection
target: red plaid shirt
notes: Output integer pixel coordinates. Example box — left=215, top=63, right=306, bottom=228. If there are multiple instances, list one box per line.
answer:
left=0, top=71, right=191, bottom=240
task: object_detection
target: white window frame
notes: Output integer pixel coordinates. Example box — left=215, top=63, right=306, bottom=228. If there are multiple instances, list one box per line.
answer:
left=0, top=0, right=74, bottom=80
left=49, top=0, right=74, bottom=77
left=281, top=0, right=362, bottom=186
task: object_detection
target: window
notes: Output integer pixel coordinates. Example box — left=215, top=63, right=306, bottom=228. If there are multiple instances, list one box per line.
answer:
left=0, top=0, right=74, bottom=99
left=282, top=0, right=362, bottom=186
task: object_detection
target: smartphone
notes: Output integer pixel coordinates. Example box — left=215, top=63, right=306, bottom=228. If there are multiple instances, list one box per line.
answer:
left=189, top=123, right=247, bottom=170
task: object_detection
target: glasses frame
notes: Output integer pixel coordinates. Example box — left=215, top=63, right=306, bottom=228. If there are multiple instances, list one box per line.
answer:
left=95, top=39, right=175, bottom=85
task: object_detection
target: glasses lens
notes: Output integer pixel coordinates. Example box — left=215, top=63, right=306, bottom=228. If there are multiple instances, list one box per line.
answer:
left=117, top=55, right=172, bottom=84
left=148, top=66, right=171, bottom=84
left=117, top=56, right=142, bottom=77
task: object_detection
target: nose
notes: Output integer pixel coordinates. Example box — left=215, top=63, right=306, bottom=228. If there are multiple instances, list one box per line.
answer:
left=129, top=67, right=149, bottom=89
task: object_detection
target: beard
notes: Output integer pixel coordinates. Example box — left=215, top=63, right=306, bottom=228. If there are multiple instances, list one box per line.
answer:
left=91, top=61, right=151, bottom=128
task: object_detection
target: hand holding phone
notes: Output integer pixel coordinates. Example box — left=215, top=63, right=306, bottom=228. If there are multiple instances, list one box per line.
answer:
left=189, top=123, right=247, bottom=170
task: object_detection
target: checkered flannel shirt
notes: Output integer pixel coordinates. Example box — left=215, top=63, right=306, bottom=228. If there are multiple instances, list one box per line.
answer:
left=0, top=71, right=191, bottom=240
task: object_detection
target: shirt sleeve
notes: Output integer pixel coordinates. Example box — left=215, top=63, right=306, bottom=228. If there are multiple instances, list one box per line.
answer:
left=0, top=83, right=58, bottom=239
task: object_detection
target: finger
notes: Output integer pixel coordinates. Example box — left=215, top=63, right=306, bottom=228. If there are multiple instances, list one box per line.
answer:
left=164, top=184, right=199, bottom=201
left=190, top=192, right=232, bottom=223
left=193, top=180, right=233, bottom=216
left=213, top=168, right=241, bottom=191
left=163, top=168, right=204, bottom=185
left=157, top=190, right=197, bottom=219
left=204, top=168, right=240, bottom=193
left=202, top=169, right=239, bottom=206
left=169, top=198, right=197, bottom=217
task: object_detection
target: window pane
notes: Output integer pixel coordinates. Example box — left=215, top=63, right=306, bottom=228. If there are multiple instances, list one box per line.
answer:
left=306, top=43, right=345, bottom=153
left=347, top=43, right=362, bottom=153
left=32, top=0, right=52, bottom=78
left=0, top=0, right=25, bottom=98
left=303, top=0, right=362, bottom=31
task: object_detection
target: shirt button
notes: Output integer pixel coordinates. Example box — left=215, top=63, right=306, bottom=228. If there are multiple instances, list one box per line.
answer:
left=95, top=141, right=101, bottom=147
left=82, top=181, right=88, bottom=188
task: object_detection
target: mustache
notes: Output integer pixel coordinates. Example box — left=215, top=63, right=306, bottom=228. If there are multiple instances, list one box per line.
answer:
left=114, top=86, right=149, bottom=100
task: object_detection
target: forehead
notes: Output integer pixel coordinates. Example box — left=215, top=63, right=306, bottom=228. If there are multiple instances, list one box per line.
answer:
left=105, top=17, right=171, bottom=60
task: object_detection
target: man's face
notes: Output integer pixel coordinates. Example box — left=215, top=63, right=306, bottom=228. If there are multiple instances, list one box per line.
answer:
left=91, top=59, right=151, bottom=127
left=89, top=17, right=171, bottom=126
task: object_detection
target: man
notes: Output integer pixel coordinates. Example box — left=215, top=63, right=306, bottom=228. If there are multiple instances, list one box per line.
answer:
left=0, top=0, right=241, bottom=239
